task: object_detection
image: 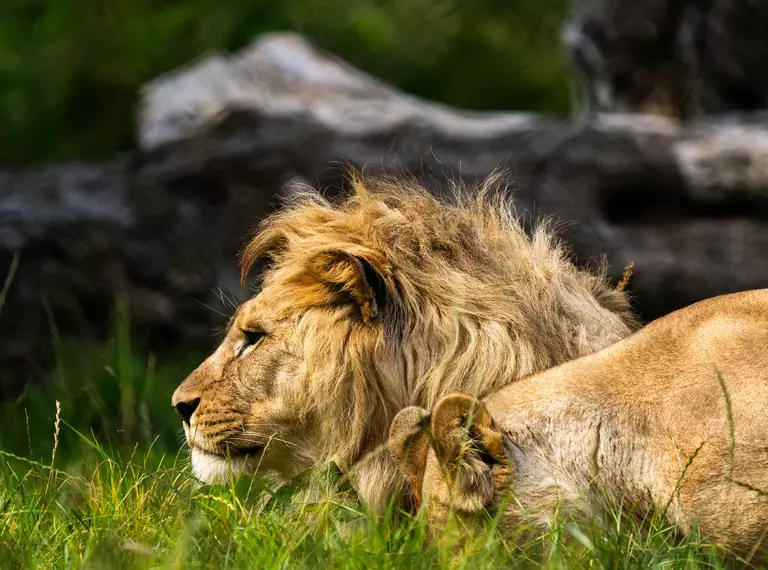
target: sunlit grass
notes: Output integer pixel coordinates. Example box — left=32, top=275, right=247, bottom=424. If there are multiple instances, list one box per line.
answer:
left=0, top=433, right=733, bottom=569
left=0, top=320, right=738, bottom=569
left=0, top=269, right=741, bottom=569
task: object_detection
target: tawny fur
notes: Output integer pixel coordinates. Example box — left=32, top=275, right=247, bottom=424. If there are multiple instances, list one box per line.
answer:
left=172, top=173, right=638, bottom=512
left=390, top=290, right=768, bottom=555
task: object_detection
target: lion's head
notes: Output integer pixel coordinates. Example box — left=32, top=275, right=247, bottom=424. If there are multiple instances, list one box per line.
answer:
left=171, top=174, right=638, bottom=510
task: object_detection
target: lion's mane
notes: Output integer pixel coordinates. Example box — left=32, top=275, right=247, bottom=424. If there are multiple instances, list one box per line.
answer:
left=239, top=174, right=638, bottom=509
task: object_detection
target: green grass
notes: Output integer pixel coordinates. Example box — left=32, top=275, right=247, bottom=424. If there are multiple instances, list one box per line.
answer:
left=0, top=434, right=734, bottom=569
left=0, top=306, right=745, bottom=569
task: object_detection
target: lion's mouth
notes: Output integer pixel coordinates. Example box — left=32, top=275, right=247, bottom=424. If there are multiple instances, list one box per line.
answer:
left=189, top=446, right=262, bottom=485
left=184, top=424, right=265, bottom=459
left=189, top=443, right=263, bottom=458
left=231, top=445, right=263, bottom=457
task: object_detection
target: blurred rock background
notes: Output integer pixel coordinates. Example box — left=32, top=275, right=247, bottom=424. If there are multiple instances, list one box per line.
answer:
left=3, top=0, right=768, bottom=403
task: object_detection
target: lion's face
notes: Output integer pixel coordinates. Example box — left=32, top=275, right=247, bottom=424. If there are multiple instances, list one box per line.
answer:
left=172, top=290, right=311, bottom=484
left=172, top=245, right=394, bottom=486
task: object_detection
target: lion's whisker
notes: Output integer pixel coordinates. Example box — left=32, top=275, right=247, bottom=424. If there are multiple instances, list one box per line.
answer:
left=225, top=431, right=298, bottom=448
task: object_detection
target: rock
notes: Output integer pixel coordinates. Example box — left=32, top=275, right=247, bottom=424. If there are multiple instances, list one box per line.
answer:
left=138, top=33, right=547, bottom=151
left=565, top=0, right=768, bottom=118
left=3, top=32, right=768, bottom=392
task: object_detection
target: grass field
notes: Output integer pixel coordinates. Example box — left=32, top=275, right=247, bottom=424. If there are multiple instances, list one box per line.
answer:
left=0, top=277, right=745, bottom=568
left=0, top=324, right=744, bottom=569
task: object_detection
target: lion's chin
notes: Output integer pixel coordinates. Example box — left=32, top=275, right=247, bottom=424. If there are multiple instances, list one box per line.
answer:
left=190, top=448, right=256, bottom=484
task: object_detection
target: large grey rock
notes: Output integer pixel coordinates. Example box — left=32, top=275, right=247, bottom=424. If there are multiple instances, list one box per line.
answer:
left=3, top=32, right=768, bottom=392
left=138, top=33, right=546, bottom=151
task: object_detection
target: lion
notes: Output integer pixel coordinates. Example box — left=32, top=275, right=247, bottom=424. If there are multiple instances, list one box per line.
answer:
left=389, top=289, right=768, bottom=555
left=171, top=173, right=638, bottom=512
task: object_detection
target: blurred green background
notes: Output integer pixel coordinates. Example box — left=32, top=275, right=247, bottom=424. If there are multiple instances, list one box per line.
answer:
left=0, top=0, right=573, bottom=456
left=0, top=0, right=571, bottom=166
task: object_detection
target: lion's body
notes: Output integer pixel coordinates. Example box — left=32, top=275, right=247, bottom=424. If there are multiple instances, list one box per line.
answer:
left=391, top=289, right=768, bottom=554
left=172, top=175, right=637, bottom=511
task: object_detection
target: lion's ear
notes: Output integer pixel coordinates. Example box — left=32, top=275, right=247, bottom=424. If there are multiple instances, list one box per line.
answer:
left=388, top=406, right=431, bottom=505
left=308, top=249, right=391, bottom=325
left=430, top=394, right=509, bottom=513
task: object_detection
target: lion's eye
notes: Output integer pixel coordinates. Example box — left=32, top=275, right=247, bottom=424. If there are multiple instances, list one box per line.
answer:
left=238, top=329, right=265, bottom=357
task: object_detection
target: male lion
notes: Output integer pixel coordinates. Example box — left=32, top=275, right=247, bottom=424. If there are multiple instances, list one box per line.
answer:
left=390, top=289, right=768, bottom=555
left=171, top=174, right=638, bottom=511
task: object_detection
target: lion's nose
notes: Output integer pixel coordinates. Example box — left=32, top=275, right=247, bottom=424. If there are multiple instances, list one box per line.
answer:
left=173, top=397, right=201, bottom=424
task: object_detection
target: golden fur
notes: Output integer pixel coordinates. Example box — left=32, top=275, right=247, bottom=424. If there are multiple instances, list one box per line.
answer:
left=390, top=290, right=768, bottom=555
left=171, top=173, right=637, bottom=511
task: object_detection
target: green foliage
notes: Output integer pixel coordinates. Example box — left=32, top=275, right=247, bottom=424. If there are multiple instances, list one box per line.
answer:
left=0, top=300, right=198, bottom=461
left=0, top=0, right=572, bottom=165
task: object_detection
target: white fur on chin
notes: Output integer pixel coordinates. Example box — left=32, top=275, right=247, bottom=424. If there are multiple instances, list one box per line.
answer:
left=190, top=448, right=251, bottom=484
